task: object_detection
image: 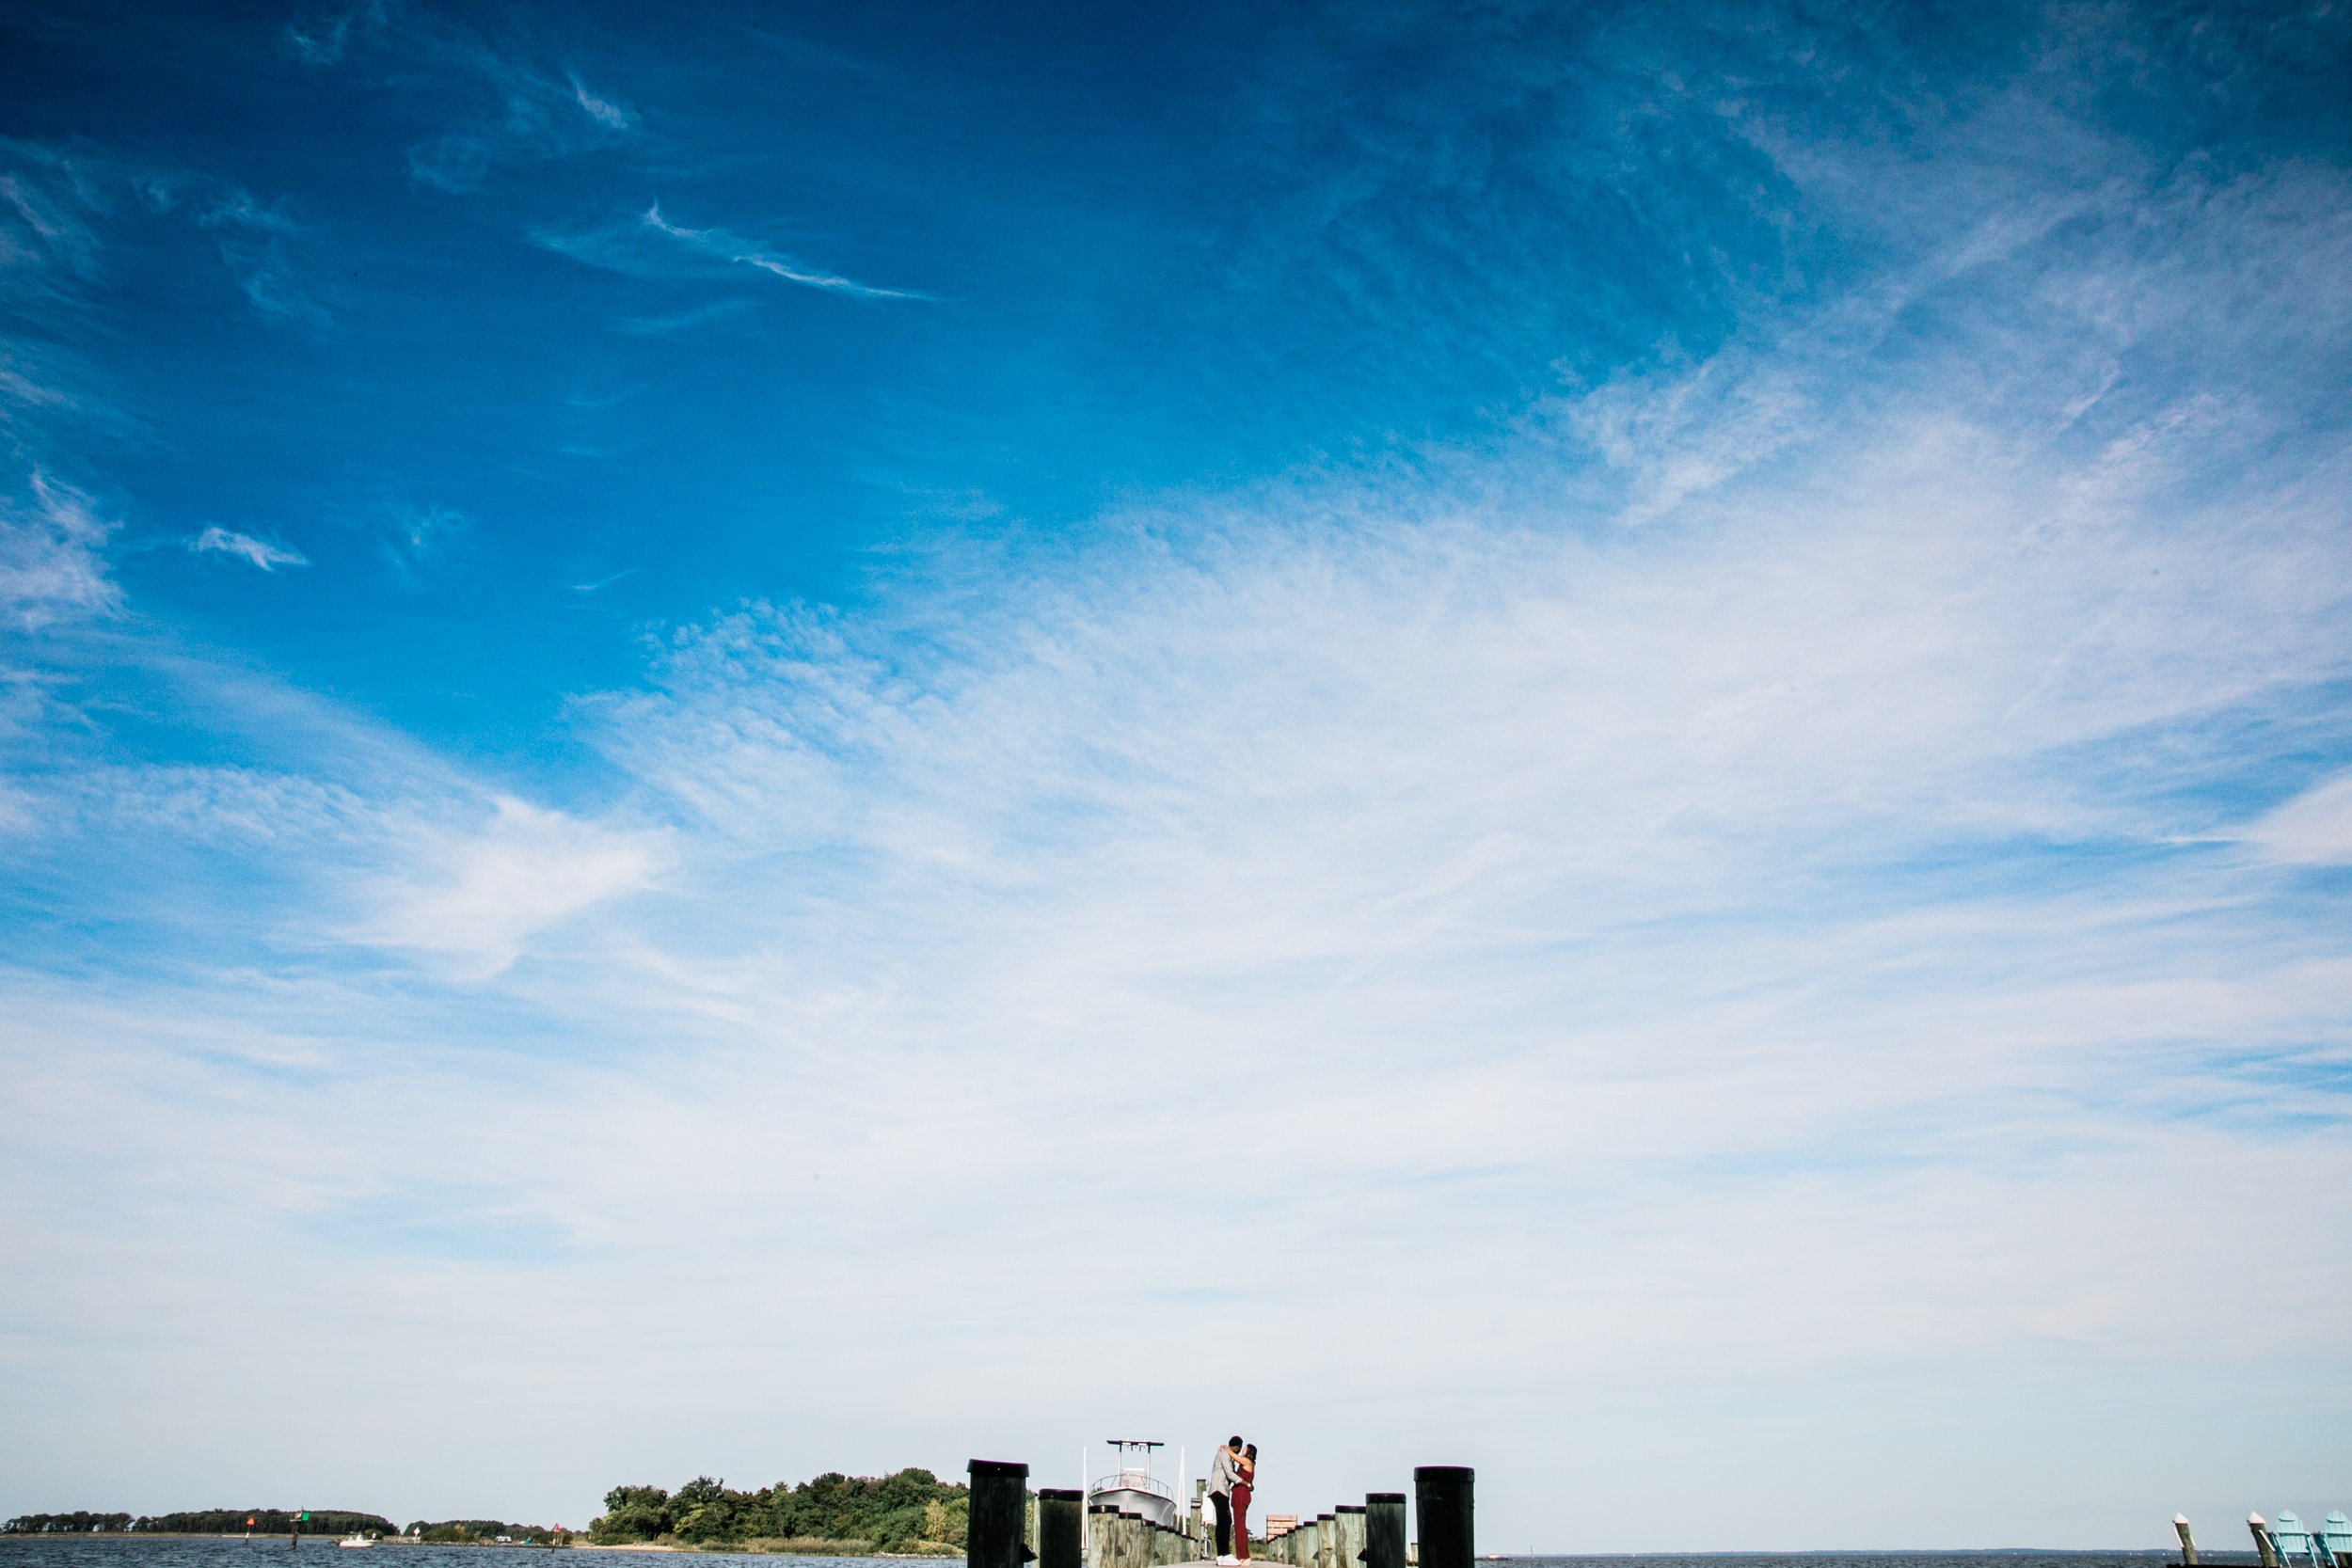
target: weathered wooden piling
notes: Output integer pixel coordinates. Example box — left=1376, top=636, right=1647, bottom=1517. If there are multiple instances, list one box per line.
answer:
left=2174, top=1515, right=2198, bottom=1567
left=1039, top=1490, right=1083, bottom=1568
left=970, top=1461, right=1031, bottom=1568
left=1319, top=1514, right=1339, bottom=1568
left=1334, top=1504, right=1367, bottom=1568
left=2251, top=1515, right=2280, bottom=1568
left=1364, top=1496, right=1406, bottom=1568
left=1414, top=1468, right=1474, bottom=1568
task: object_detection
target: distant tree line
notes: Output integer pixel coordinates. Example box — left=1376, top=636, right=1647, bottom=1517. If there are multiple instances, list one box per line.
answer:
left=403, top=1520, right=554, bottom=1544
left=4, top=1514, right=134, bottom=1534
left=591, top=1471, right=970, bottom=1549
left=3, top=1512, right=396, bottom=1536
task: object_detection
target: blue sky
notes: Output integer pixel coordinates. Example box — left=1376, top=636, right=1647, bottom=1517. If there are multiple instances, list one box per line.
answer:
left=4, top=0, right=2350, bottom=1550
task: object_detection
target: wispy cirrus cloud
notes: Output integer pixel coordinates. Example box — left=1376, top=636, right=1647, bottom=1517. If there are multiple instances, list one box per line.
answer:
left=536, top=203, right=919, bottom=300
left=2, top=139, right=331, bottom=340
left=0, top=143, right=330, bottom=643
left=191, top=525, right=307, bottom=572
left=192, top=190, right=333, bottom=327
left=2239, top=775, right=2352, bottom=866
left=280, top=0, right=386, bottom=66
left=566, top=74, right=632, bottom=132
left=1, top=474, right=116, bottom=626
left=284, top=4, right=638, bottom=194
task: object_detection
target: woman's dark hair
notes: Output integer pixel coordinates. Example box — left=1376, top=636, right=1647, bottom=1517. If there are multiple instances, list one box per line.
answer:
left=1243, top=1445, right=1257, bottom=1459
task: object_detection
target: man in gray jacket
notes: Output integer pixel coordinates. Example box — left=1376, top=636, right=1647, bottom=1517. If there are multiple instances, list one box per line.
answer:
left=1208, top=1435, right=1244, bottom=1563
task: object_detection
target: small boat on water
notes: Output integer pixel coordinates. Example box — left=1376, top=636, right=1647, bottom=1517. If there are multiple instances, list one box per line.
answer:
left=338, top=1535, right=373, bottom=1548
left=1089, top=1438, right=1178, bottom=1528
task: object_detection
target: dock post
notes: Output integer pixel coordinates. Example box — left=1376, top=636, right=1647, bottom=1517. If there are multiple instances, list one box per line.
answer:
left=970, top=1462, right=1031, bottom=1568
left=1336, top=1505, right=1367, bottom=1568
left=1040, top=1491, right=1082, bottom=1568
left=1320, top=1515, right=1338, bottom=1568
left=1414, top=1469, right=1473, bottom=1568
left=2175, top=1515, right=2198, bottom=1566
left=1364, top=1496, right=1406, bottom=1568
left=2252, top=1516, right=2280, bottom=1568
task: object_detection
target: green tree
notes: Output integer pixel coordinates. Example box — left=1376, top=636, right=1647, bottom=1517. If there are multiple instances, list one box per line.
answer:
left=590, top=1486, right=674, bottom=1544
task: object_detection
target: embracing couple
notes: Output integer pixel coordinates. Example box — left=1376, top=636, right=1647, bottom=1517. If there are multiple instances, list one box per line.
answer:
left=1207, top=1434, right=1257, bottom=1565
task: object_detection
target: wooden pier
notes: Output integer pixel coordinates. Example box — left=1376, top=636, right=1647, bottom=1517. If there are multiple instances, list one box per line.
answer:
left=967, top=1460, right=1470, bottom=1568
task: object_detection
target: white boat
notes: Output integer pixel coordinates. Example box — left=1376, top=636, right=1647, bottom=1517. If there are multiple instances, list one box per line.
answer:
left=1089, top=1438, right=1177, bottom=1528
left=338, top=1535, right=373, bottom=1548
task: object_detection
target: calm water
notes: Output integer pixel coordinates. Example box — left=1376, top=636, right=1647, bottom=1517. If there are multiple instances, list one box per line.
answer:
left=0, top=1546, right=890, bottom=1568
left=0, top=1542, right=2223, bottom=1568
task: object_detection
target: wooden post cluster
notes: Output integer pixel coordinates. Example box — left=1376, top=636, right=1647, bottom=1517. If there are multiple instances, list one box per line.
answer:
left=1083, top=1505, right=1200, bottom=1568
left=977, top=1454, right=1470, bottom=1568
left=1266, top=1482, right=1441, bottom=1568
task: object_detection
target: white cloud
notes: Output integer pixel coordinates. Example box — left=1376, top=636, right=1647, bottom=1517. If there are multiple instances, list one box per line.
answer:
left=568, top=73, right=636, bottom=132
left=2239, top=775, right=2352, bottom=866
left=1, top=474, right=116, bottom=625
left=191, top=525, right=307, bottom=571
left=358, top=796, right=669, bottom=977
left=640, top=204, right=915, bottom=299
left=535, top=205, right=918, bottom=300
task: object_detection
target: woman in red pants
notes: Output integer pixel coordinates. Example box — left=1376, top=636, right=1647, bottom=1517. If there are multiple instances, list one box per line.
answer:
left=1231, top=1445, right=1257, bottom=1561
